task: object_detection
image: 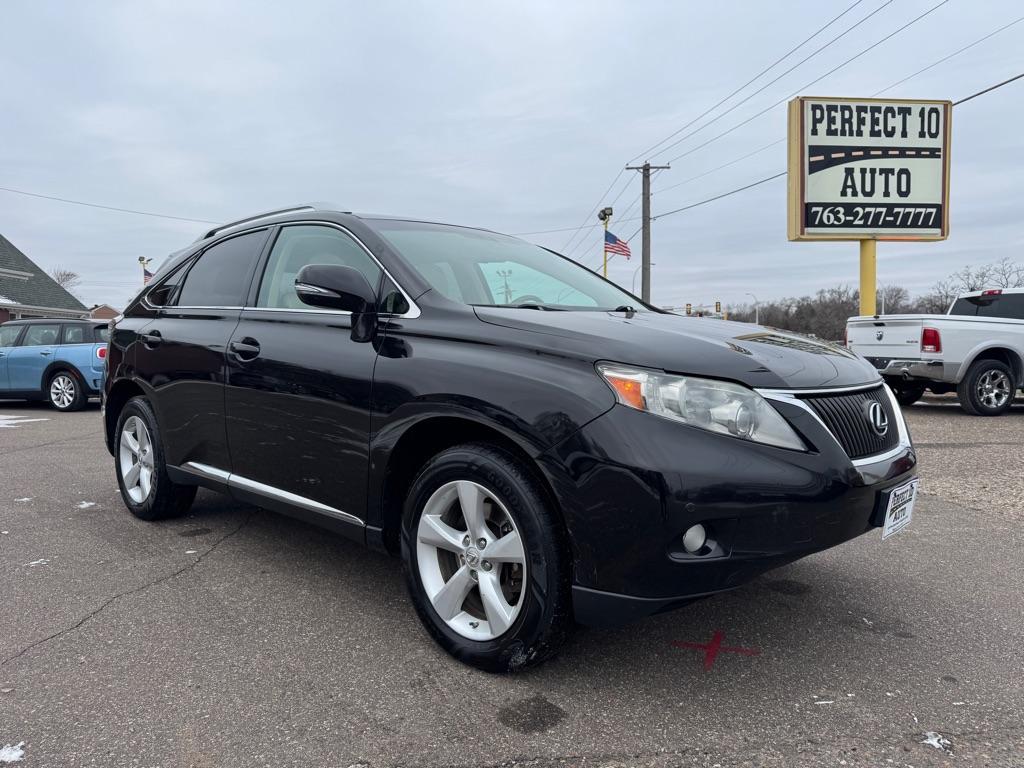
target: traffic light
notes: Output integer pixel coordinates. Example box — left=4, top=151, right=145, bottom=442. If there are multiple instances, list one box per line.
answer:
left=715, top=300, right=721, bottom=313
left=685, top=303, right=692, bottom=315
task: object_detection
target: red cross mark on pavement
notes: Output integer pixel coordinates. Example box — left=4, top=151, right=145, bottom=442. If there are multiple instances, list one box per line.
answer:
left=672, top=630, right=760, bottom=670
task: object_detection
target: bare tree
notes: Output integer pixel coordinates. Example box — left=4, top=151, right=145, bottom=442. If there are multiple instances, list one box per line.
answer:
left=50, top=266, right=81, bottom=294
left=878, top=284, right=910, bottom=314
left=988, top=256, right=1024, bottom=288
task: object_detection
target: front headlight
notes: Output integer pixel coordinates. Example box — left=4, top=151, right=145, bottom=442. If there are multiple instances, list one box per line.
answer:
left=597, top=364, right=805, bottom=450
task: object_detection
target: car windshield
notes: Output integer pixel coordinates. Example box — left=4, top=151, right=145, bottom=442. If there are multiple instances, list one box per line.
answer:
left=372, top=220, right=647, bottom=311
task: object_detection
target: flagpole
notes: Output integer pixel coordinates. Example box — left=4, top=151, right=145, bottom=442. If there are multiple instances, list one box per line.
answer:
left=602, top=214, right=609, bottom=278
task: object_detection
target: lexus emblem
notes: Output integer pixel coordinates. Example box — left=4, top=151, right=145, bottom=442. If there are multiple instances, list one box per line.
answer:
left=866, top=401, right=889, bottom=437
left=875, top=330, right=884, bottom=341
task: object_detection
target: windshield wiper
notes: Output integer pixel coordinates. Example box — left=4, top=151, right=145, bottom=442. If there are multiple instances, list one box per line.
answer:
left=508, top=303, right=565, bottom=311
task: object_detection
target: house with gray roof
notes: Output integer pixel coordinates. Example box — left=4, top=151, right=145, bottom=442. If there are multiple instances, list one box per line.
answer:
left=0, top=233, right=87, bottom=323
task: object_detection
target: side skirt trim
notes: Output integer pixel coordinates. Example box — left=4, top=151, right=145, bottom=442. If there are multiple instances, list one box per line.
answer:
left=180, top=461, right=365, bottom=527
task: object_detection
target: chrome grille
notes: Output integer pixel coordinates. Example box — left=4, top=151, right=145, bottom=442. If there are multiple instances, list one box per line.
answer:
left=799, top=385, right=899, bottom=459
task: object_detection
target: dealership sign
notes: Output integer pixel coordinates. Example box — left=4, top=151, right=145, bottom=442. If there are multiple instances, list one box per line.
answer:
left=788, top=96, right=951, bottom=240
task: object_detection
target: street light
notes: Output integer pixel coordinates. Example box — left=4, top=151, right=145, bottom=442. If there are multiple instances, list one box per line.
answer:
left=746, top=292, right=759, bottom=325
left=633, top=262, right=655, bottom=295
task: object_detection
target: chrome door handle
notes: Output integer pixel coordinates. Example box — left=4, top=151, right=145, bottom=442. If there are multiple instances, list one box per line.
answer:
left=229, top=338, right=261, bottom=361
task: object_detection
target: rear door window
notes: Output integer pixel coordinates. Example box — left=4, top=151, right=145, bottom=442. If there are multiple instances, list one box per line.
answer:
left=0, top=325, right=22, bottom=347
left=19, top=323, right=60, bottom=346
left=61, top=325, right=86, bottom=344
left=176, top=229, right=269, bottom=308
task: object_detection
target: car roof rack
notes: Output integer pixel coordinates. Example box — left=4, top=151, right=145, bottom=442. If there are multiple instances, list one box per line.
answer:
left=198, top=205, right=320, bottom=241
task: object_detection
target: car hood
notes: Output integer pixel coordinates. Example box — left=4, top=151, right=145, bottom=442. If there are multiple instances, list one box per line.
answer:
left=474, top=308, right=879, bottom=390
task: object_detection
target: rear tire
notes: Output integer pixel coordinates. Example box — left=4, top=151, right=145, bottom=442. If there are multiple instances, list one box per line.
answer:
left=114, top=397, right=196, bottom=520
left=48, top=370, right=86, bottom=412
left=400, top=442, right=573, bottom=672
left=891, top=383, right=926, bottom=407
left=957, top=359, right=1015, bottom=416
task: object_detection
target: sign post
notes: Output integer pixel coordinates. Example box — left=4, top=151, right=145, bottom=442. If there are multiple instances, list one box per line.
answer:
left=788, top=96, right=952, bottom=316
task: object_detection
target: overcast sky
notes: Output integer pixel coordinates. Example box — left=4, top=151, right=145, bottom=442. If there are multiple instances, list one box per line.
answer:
left=2, top=0, right=1022, bottom=311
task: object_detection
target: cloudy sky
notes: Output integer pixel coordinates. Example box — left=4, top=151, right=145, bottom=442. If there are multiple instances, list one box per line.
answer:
left=2, top=0, right=1022, bottom=311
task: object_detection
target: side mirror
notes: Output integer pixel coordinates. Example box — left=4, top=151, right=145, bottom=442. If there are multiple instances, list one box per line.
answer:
left=295, top=264, right=377, bottom=313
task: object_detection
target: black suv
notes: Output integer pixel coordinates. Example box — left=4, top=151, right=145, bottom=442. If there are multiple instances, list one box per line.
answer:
left=104, top=204, right=918, bottom=671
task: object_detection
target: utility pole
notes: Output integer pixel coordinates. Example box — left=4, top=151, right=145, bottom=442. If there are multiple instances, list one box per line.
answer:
left=625, top=161, right=670, bottom=303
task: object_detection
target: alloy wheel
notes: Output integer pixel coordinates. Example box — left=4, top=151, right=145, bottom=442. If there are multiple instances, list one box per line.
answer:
left=50, top=374, right=76, bottom=409
left=977, top=369, right=1011, bottom=409
left=119, top=416, right=155, bottom=504
left=416, top=480, right=528, bottom=641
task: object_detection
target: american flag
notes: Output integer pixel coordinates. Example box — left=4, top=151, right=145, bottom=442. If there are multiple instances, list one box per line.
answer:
left=604, top=230, right=631, bottom=259
left=143, top=268, right=154, bottom=284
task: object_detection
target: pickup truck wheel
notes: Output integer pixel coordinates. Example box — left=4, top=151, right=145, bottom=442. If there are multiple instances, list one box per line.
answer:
left=400, top=442, right=573, bottom=672
left=115, top=397, right=197, bottom=520
left=958, top=360, right=1015, bottom=416
left=48, top=370, right=86, bottom=412
left=892, top=383, right=926, bottom=407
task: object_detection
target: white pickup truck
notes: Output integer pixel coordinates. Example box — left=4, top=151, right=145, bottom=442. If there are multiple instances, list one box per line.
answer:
left=847, top=288, right=1024, bottom=416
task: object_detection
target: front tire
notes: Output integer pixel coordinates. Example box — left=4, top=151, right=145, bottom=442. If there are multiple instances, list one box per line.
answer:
left=958, top=359, right=1015, bottom=416
left=48, top=370, right=86, bottom=411
left=115, top=397, right=196, bottom=520
left=400, top=442, right=573, bottom=672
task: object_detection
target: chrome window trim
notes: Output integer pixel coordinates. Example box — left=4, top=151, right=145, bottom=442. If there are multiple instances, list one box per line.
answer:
left=254, top=220, right=421, bottom=319
left=145, top=220, right=421, bottom=319
left=182, top=461, right=364, bottom=527
left=758, top=383, right=911, bottom=468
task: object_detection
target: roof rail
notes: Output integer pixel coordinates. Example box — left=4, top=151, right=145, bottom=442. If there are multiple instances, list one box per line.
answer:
left=198, top=205, right=318, bottom=241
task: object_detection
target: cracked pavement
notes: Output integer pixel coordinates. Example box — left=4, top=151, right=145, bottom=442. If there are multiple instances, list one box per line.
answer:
left=1, top=399, right=1022, bottom=767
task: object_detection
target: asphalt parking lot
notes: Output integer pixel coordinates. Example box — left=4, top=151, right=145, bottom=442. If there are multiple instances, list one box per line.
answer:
left=1, top=397, right=1022, bottom=767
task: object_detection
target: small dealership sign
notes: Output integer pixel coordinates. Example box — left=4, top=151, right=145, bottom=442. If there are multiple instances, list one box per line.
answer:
left=788, top=96, right=951, bottom=240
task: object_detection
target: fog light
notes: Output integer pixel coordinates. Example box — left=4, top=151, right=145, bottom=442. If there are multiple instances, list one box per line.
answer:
left=682, top=523, right=707, bottom=554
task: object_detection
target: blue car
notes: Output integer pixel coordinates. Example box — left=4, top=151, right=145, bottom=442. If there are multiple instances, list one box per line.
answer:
left=0, top=318, right=109, bottom=411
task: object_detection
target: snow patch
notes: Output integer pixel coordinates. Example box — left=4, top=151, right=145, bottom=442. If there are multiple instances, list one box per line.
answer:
left=0, top=742, right=24, bottom=763
left=76, top=501, right=97, bottom=509
left=14, top=498, right=31, bottom=503
left=184, top=550, right=197, bottom=555
left=0, top=295, right=14, bottom=304
left=24, top=559, right=49, bottom=567
left=921, top=731, right=953, bottom=754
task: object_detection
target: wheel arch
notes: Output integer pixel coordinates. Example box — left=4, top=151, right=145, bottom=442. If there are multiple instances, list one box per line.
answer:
left=40, top=361, right=86, bottom=391
left=371, top=412, right=568, bottom=557
left=960, top=345, right=1024, bottom=388
left=104, top=378, right=146, bottom=453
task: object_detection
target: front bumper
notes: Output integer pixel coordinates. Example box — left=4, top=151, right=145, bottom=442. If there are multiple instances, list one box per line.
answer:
left=540, top=393, right=917, bottom=627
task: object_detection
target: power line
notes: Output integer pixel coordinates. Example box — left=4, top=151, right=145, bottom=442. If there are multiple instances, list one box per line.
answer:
left=557, top=168, right=627, bottom=255
left=653, top=172, right=787, bottom=220
left=648, top=0, right=894, bottom=163
left=665, top=0, right=950, bottom=165
left=630, top=0, right=869, bottom=163
left=561, top=1, right=875, bottom=265
left=874, top=14, right=1024, bottom=95
left=654, top=138, right=786, bottom=196
left=953, top=70, right=1024, bottom=106
left=0, top=185, right=218, bottom=225
left=650, top=69, right=1024, bottom=222
left=652, top=14, right=1024, bottom=200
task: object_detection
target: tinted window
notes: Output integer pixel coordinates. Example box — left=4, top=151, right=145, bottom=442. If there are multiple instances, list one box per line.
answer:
left=61, top=325, right=86, bottom=344
left=256, top=225, right=382, bottom=310
left=21, top=323, right=60, bottom=346
left=0, top=325, right=21, bottom=347
left=95, top=325, right=111, bottom=342
left=950, top=294, right=1024, bottom=320
left=147, top=262, right=189, bottom=307
left=176, top=230, right=268, bottom=307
